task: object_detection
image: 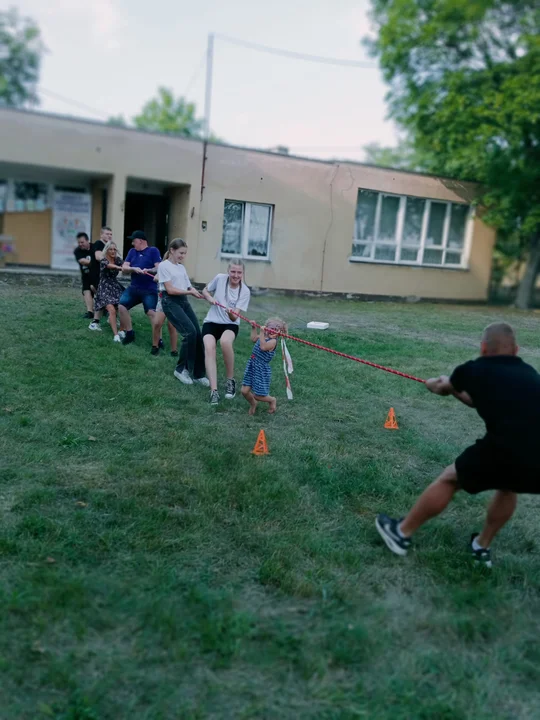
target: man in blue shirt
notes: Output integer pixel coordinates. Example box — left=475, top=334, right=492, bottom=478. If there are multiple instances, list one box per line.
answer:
left=118, top=230, right=162, bottom=345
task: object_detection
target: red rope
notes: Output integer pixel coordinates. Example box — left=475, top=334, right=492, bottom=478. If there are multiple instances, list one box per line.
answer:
left=209, top=300, right=426, bottom=384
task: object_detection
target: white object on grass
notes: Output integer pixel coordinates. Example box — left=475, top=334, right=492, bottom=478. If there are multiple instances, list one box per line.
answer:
left=307, top=321, right=329, bottom=330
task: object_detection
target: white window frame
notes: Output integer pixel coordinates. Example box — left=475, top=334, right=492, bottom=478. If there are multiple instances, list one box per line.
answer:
left=350, top=190, right=473, bottom=269
left=221, top=200, right=273, bottom=262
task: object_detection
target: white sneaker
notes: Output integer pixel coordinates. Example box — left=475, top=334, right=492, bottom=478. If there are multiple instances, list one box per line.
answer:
left=194, top=377, right=210, bottom=387
left=88, top=322, right=102, bottom=331
left=118, top=331, right=126, bottom=340
left=113, top=334, right=121, bottom=343
left=174, top=369, right=193, bottom=385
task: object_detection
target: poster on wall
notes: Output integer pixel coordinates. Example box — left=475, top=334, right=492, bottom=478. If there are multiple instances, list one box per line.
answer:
left=51, top=191, right=92, bottom=270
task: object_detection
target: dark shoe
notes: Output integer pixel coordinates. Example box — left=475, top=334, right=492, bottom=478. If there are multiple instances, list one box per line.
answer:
left=83, top=311, right=94, bottom=319
left=150, top=345, right=159, bottom=356
left=470, top=533, right=492, bottom=568
left=158, top=338, right=165, bottom=349
left=225, top=378, right=236, bottom=400
left=122, top=331, right=135, bottom=345
left=210, top=390, right=220, bottom=405
left=375, top=514, right=411, bottom=556
left=170, top=350, right=179, bottom=358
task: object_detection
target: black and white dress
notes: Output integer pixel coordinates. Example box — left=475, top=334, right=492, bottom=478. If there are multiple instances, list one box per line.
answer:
left=94, top=257, right=123, bottom=311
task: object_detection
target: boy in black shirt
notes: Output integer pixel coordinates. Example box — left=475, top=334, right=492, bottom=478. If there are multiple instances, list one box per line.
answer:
left=73, top=232, right=94, bottom=318
left=376, top=322, right=540, bottom=567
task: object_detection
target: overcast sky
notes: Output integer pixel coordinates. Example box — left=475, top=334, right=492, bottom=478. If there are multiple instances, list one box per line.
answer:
left=15, top=0, right=399, bottom=161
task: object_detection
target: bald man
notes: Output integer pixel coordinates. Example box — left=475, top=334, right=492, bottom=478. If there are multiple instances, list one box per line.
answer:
left=376, top=322, right=540, bottom=568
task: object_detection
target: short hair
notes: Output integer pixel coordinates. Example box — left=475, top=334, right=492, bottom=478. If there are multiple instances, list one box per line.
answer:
left=482, top=322, right=517, bottom=354
left=101, top=226, right=112, bottom=232
left=76, top=232, right=89, bottom=241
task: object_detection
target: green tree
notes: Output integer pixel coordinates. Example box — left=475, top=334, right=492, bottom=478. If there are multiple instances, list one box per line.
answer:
left=366, top=0, right=540, bottom=307
left=0, top=7, right=44, bottom=108
left=107, top=114, right=127, bottom=127
left=132, top=87, right=204, bottom=138
left=363, top=139, right=432, bottom=172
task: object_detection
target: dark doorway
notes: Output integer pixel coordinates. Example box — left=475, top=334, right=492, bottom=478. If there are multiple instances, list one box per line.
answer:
left=123, top=193, right=169, bottom=258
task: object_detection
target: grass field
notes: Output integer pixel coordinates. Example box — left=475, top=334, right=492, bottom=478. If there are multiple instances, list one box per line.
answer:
left=2, top=284, right=540, bottom=719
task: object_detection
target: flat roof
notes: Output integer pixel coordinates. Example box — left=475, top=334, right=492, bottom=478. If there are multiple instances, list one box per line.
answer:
left=0, top=106, right=478, bottom=184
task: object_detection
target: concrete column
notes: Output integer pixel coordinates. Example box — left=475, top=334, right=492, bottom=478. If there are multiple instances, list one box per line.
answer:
left=106, top=173, right=127, bottom=246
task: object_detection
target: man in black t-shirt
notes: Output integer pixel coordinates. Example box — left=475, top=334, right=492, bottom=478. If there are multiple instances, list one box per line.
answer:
left=88, top=226, right=113, bottom=331
left=376, top=322, right=540, bottom=568
left=73, top=232, right=94, bottom=318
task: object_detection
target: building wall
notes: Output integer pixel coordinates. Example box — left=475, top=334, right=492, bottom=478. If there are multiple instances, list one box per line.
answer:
left=3, top=210, right=52, bottom=266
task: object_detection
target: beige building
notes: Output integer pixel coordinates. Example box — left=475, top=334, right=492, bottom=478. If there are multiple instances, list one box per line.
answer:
left=0, top=107, right=496, bottom=300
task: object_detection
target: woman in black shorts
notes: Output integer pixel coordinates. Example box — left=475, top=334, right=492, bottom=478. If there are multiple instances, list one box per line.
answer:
left=201, top=260, right=251, bottom=405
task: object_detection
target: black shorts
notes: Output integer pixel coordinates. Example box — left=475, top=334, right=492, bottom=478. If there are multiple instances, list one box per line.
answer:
left=81, top=274, right=95, bottom=294
left=202, top=322, right=239, bottom=341
left=456, top=439, right=540, bottom=495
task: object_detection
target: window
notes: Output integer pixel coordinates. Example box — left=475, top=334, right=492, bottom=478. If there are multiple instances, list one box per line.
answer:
left=352, top=190, right=471, bottom=268
left=221, top=200, right=273, bottom=260
left=9, top=182, right=50, bottom=212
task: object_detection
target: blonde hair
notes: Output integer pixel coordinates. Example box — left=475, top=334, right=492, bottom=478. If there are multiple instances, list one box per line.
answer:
left=103, top=241, right=120, bottom=260
left=169, top=238, right=188, bottom=252
left=264, top=316, right=288, bottom=335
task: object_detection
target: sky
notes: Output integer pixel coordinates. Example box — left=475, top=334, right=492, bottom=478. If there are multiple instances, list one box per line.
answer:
left=14, top=0, right=399, bottom=162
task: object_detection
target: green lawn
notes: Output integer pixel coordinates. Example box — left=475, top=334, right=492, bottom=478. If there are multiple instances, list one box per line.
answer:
left=2, top=285, right=540, bottom=719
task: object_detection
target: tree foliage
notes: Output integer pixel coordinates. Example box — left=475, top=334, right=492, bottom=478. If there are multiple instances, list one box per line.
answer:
left=132, top=87, right=204, bottom=138
left=363, top=139, right=431, bottom=171
left=366, top=0, right=540, bottom=306
left=0, top=7, right=44, bottom=108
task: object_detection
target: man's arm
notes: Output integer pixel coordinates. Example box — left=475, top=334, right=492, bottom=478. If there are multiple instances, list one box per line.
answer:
left=78, top=257, right=91, bottom=267
left=426, top=375, right=474, bottom=407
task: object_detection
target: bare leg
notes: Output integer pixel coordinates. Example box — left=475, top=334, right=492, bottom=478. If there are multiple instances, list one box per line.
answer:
left=83, top=290, right=93, bottom=313
left=93, top=309, right=103, bottom=323
left=478, top=491, right=517, bottom=548
left=106, top=304, right=117, bottom=335
left=168, top=322, right=178, bottom=352
left=119, top=304, right=132, bottom=332
left=242, top=386, right=258, bottom=415
left=146, top=309, right=156, bottom=327
left=399, top=464, right=459, bottom=537
left=152, top=311, right=166, bottom=347
left=204, top=335, right=218, bottom=391
left=220, top=331, right=236, bottom=379
left=254, top=394, right=277, bottom=414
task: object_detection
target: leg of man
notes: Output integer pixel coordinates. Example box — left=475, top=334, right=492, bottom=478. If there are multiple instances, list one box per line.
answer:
left=152, top=311, right=166, bottom=349
left=119, top=287, right=138, bottom=342
left=477, top=491, right=517, bottom=548
left=119, top=304, right=132, bottom=332
left=83, top=289, right=93, bottom=313
left=220, top=330, right=236, bottom=380
left=399, top=464, right=460, bottom=537
left=203, top=334, right=218, bottom=391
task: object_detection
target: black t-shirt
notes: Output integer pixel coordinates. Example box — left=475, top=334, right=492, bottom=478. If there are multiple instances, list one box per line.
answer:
left=451, top=355, right=540, bottom=467
left=90, top=240, right=105, bottom=280
left=73, top=246, right=92, bottom=276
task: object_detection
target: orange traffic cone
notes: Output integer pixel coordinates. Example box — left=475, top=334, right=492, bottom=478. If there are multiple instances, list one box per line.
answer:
left=384, top=408, right=399, bottom=430
left=252, top=429, right=270, bottom=455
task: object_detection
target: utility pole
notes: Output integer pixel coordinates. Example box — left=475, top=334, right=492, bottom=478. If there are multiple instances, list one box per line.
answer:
left=203, top=33, right=214, bottom=141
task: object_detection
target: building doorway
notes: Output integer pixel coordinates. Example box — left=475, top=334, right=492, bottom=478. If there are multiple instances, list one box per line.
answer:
left=123, top=192, right=169, bottom=258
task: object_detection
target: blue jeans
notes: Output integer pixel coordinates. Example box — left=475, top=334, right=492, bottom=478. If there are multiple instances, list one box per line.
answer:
left=162, top=295, right=206, bottom=379
left=119, top=285, right=158, bottom=313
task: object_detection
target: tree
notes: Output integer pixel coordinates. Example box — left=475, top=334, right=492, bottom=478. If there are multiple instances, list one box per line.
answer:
left=363, top=139, right=432, bottom=172
left=366, top=0, right=540, bottom=307
left=132, top=87, right=204, bottom=138
left=0, top=7, right=44, bottom=108
left=107, top=115, right=127, bottom=127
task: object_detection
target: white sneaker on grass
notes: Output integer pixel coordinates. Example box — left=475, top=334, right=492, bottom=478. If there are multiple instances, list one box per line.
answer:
left=88, top=322, right=101, bottom=331
left=174, top=369, right=193, bottom=385
left=118, top=330, right=126, bottom=340
left=194, top=377, right=210, bottom=387
left=113, top=334, right=121, bottom=343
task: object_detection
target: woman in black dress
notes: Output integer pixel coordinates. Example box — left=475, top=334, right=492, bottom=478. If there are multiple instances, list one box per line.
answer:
left=94, top=241, right=126, bottom=342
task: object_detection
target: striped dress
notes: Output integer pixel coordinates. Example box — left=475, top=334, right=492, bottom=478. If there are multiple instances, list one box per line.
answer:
left=242, top=338, right=276, bottom=396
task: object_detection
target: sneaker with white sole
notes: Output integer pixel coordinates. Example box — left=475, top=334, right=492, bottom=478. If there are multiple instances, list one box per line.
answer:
left=225, top=378, right=236, bottom=399
left=174, top=369, right=193, bottom=385
left=210, top=390, right=220, bottom=405
left=470, top=533, right=492, bottom=568
left=375, top=514, right=412, bottom=556
left=118, top=330, right=126, bottom=340
left=113, top=334, right=121, bottom=343
left=194, top=377, right=210, bottom=387
left=88, top=322, right=102, bottom=331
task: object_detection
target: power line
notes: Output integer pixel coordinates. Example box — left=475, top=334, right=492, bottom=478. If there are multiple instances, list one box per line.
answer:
left=39, top=87, right=109, bottom=120
left=182, top=51, right=207, bottom=99
left=214, top=33, right=377, bottom=69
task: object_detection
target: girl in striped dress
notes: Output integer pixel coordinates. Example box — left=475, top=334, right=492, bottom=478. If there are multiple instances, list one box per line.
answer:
left=241, top=317, right=287, bottom=415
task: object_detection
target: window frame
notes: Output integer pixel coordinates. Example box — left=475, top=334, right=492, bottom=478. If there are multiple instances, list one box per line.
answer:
left=350, top=190, right=473, bottom=270
left=220, top=199, right=274, bottom=262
